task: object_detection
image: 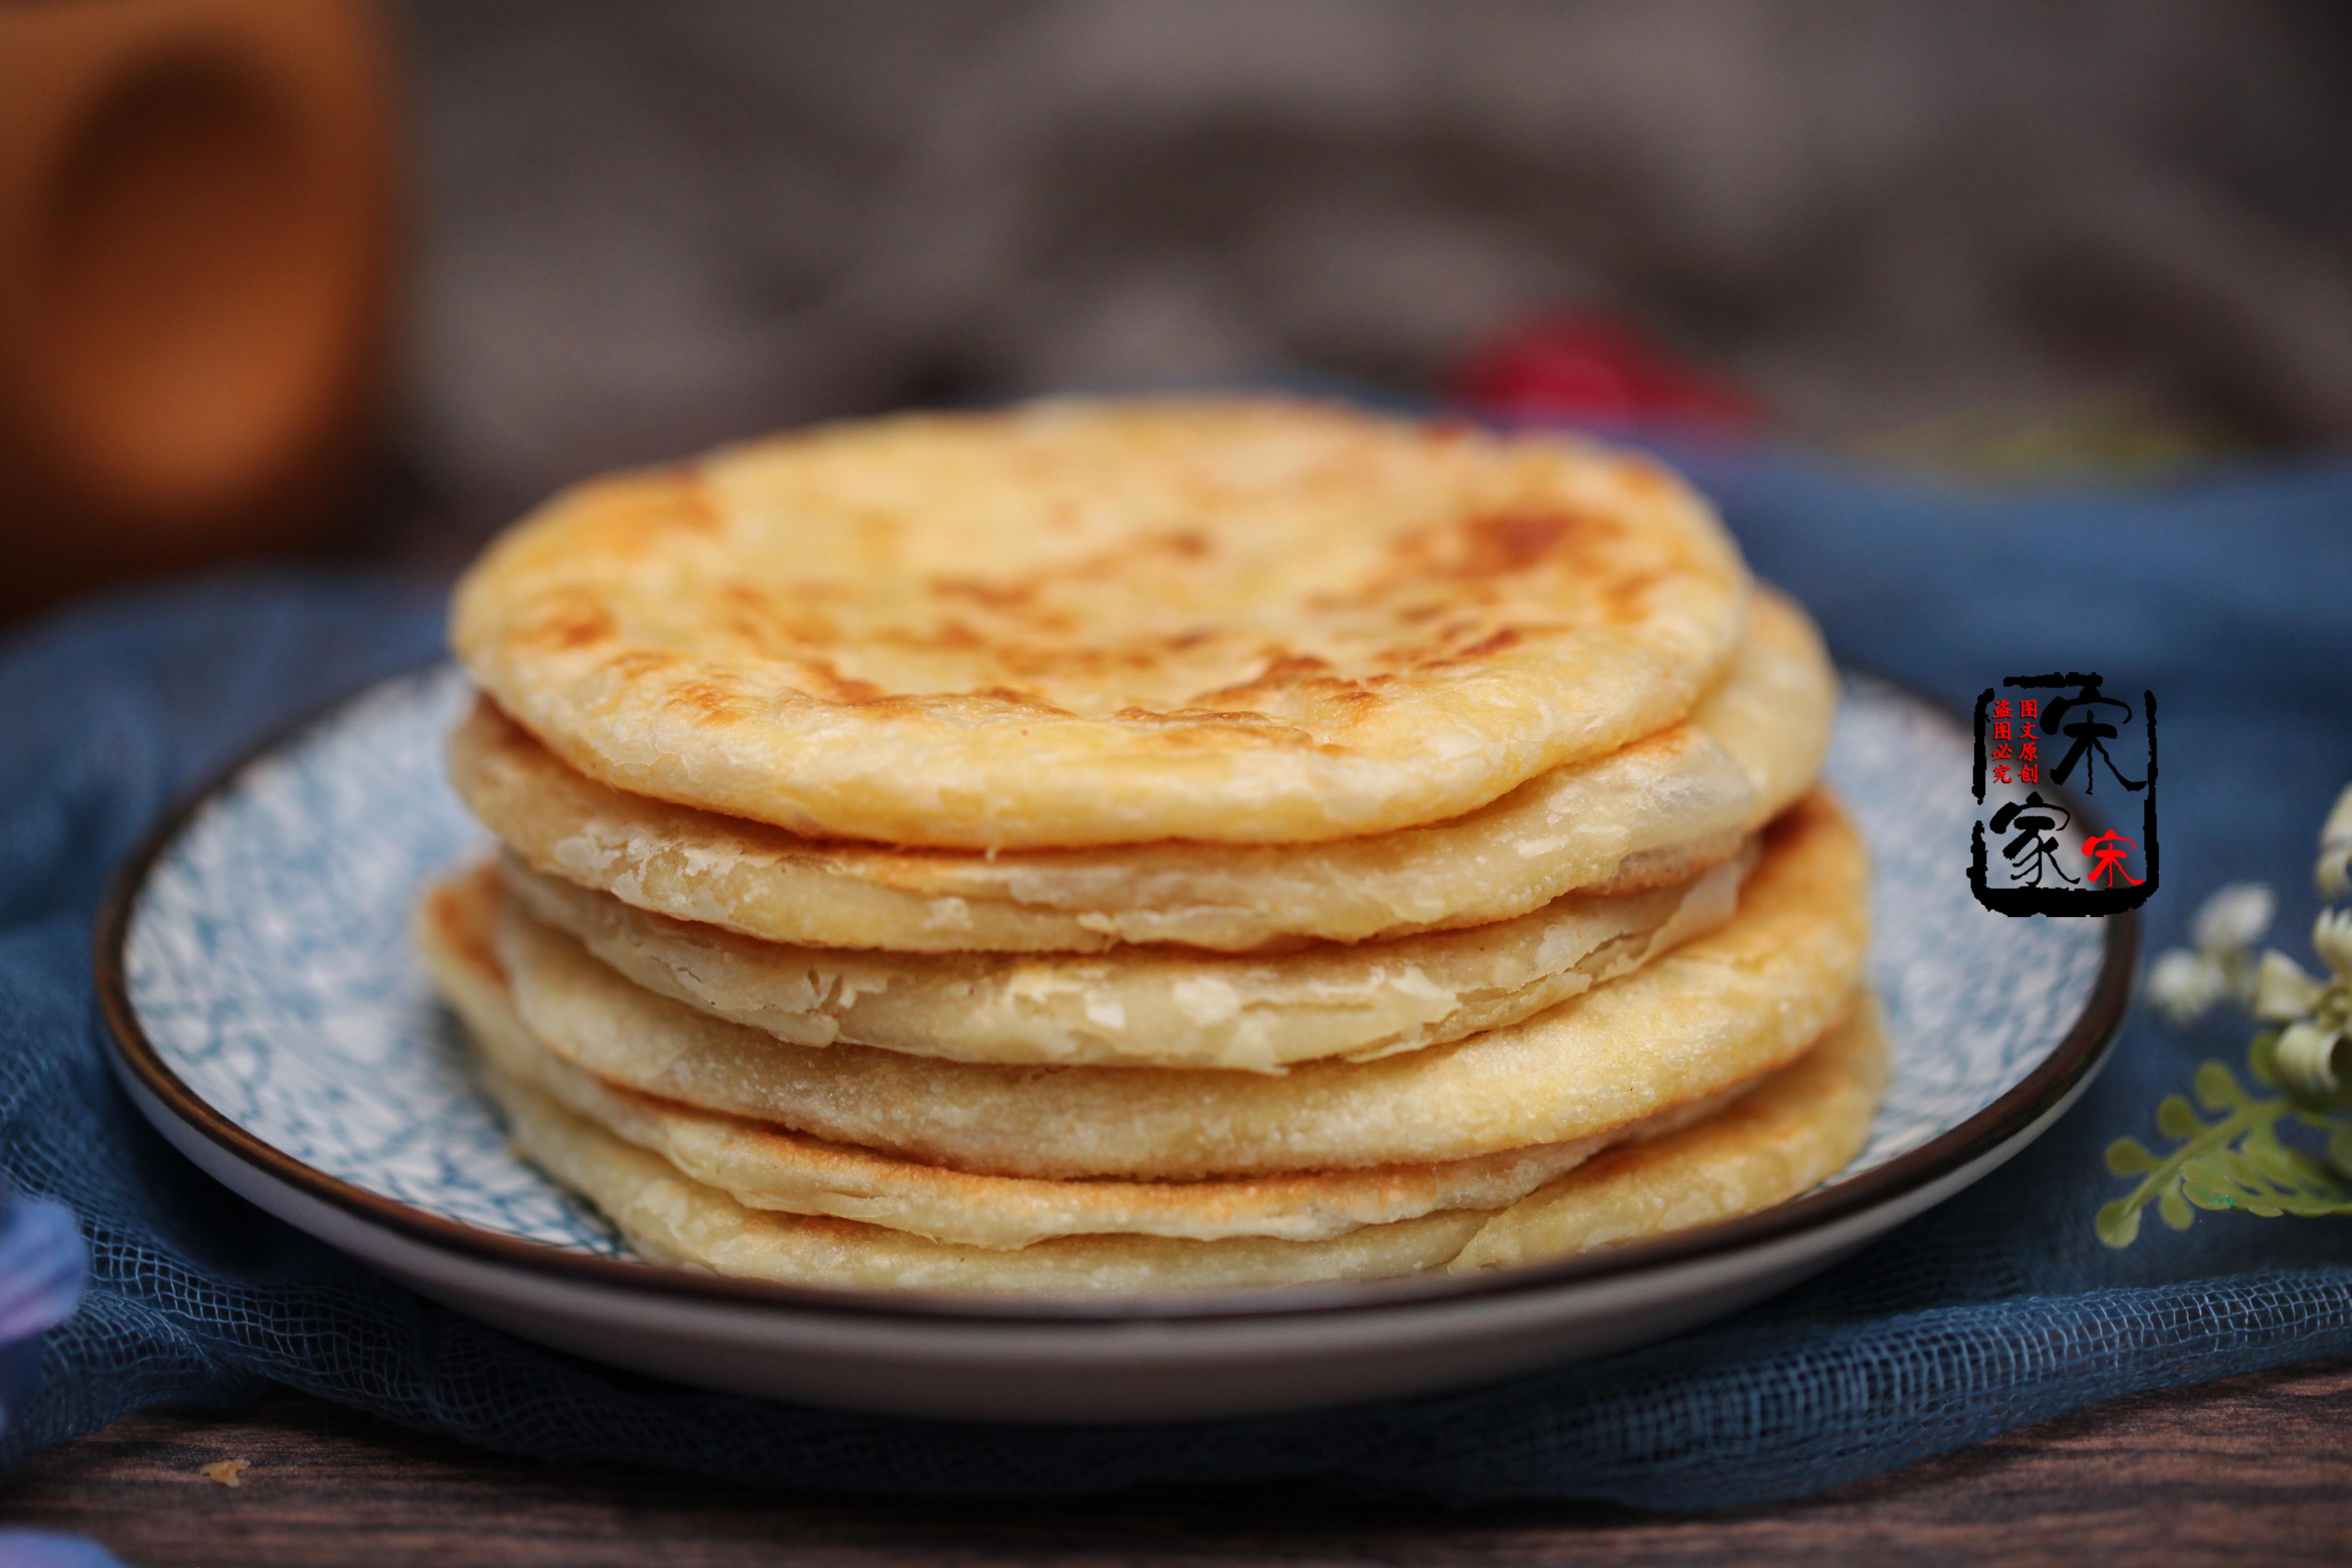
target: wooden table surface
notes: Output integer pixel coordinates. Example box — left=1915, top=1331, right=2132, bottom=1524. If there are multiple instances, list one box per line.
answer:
left=6, top=1362, right=2352, bottom=1566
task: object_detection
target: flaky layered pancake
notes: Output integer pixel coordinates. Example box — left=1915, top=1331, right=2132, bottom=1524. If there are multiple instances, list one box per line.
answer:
left=487, top=1074, right=1501, bottom=1294
left=426, top=396, right=1881, bottom=1301
left=1448, top=998, right=1889, bottom=1273
left=469, top=1012, right=1880, bottom=1293
left=452, top=588, right=1831, bottom=954
left=452, top=399, right=1751, bottom=850
left=474, top=792, right=1867, bottom=1180
left=419, top=870, right=1740, bottom=1248
left=432, top=864, right=1885, bottom=1292
left=496, top=841, right=1750, bottom=1073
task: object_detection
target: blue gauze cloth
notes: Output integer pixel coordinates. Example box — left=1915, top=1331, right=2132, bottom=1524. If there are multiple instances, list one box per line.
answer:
left=3, top=450, right=2351, bottom=1512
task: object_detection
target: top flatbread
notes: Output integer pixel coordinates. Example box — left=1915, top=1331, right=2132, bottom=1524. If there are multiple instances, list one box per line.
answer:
left=451, top=397, right=1751, bottom=849
left=450, top=589, right=1832, bottom=954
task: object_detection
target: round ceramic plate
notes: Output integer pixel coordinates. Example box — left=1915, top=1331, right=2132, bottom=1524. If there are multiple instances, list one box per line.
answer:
left=98, top=665, right=2131, bottom=1423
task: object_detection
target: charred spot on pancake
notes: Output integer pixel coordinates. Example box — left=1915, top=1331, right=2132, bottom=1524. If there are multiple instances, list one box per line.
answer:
left=1463, top=511, right=1576, bottom=574
left=599, top=649, right=681, bottom=683
left=1114, top=704, right=1315, bottom=740
left=790, top=660, right=889, bottom=705
left=926, top=578, right=1080, bottom=639
left=925, top=619, right=986, bottom=652
left=712, top=583, right=846, bottom=653
left=967, top=686, right=1075, bottom=716
left=1185, top=658, right=1307, bottom=709
left=1368, top=617, right=1538, bottom=673
left=519, top=595, right=615, bottom=652
left=1453, top=628, right=1523, bottom=660
left=932, top=576, right=1038, bottom=611
left=989, top=643, right=1078, bottom=680
left=1185, top=650, right=1390, bottom=720
left=1601, top=568, right=1667, bottom=625
left=1250, top=651, right=1338, bottom=685
left=1378, top=506, right=1627, bottom=589
left=427, top=873, right=502, bottom=976
left=664, top=677, right=759, bottom=724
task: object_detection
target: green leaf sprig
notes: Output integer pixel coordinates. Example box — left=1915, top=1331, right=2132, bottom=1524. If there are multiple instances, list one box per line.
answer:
left=2097, top=1033, right=2352, bottom=1247
left=2102, top=782, right=2352, bottom=1247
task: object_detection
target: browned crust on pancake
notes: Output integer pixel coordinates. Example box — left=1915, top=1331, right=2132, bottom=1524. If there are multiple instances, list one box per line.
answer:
left=452, top=399, right=1750, bottom=848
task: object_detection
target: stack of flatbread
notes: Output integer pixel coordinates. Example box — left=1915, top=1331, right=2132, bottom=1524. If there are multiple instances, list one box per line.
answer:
left=418, top=398, right=1882, bottom=1295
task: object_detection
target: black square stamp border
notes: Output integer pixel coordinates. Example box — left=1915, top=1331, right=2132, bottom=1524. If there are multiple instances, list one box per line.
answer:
left=1969, top=670, right=2157, bottom=917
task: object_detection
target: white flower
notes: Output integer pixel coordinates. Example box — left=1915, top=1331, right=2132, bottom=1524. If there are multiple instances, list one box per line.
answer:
left=2318, top=784, right=2352, bottom=900
left=2147, top=949, right=2228, bottom=1026
left=2254, top=949, right=2328, bottom=1022
left=2192, top=882, right=2275, bottom=956
left=2313, top=909, right=2352, bottom=981
left=2276, top=1020, right=2347, bottom=1098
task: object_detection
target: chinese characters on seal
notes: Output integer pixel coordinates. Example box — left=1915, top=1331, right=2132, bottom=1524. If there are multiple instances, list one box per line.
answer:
left=1972, top=672, right=2156, bottom=916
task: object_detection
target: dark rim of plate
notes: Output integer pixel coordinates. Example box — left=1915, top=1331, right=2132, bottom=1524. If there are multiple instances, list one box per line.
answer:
left=95, top=660, right=2136, bottom=1328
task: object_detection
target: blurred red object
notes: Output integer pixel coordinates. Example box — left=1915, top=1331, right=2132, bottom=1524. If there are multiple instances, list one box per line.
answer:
left=0, top=0, right=400, bottom=624
left=1452, top=313, right=1760, bottom=433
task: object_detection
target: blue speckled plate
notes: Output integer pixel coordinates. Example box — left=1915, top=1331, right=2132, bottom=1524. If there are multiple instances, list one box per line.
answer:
left=97, top=666, right=2131, bottom=1422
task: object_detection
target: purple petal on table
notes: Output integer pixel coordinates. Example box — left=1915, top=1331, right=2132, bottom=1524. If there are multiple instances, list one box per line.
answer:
left=0, top=1199, right=87, bottom=1345
left=0, top=1529, right=133, bottom=1567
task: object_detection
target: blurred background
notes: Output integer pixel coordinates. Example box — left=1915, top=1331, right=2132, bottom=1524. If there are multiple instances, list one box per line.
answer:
left=5, top=0, right=2349, bottom=619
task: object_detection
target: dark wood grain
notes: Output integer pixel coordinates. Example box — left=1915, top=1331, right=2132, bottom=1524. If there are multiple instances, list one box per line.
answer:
left=6, top=1363, right=2352, bottom=1566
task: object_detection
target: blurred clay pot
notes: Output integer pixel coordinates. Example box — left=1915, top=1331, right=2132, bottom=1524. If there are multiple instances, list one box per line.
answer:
left=0, top=0, right=398, bottom=622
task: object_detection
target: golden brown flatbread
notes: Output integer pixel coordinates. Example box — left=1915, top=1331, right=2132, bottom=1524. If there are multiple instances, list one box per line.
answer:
left=433, top=909, right=1887, bottom=1293
left=497, top=841, right=1750, bottom=1072
left=487, top=791, right=1870, bottom=1179
left=472, top=1011, right=1880, bottom=1294
left=450, top=589, right=1830, bottom=954
left=451, top=398, right=1751, bottom=849
left=1449, top=995, right=1889, bottom=1271
left=483, top=1066, right=1500, bottom=1293
left=418, top=867, right=1743, bottom=1249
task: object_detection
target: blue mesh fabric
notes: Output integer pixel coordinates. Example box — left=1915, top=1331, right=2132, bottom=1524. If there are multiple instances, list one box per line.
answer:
left=3, top=450, right=2352, bottom=1510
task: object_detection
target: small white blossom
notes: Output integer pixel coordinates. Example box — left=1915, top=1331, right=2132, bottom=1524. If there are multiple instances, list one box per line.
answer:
left=2318, top=785, right=2352, bottom=900
left=2192, top=882, right=2276, bottom=956
left=2276, top=1020, right=2347, bottom=1098
left=2313, top=909, right=2352, bottom=981
left=2147, top=949, right=2227, bottom=1025
left=2254, top=949, right=2328, bottom=1022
